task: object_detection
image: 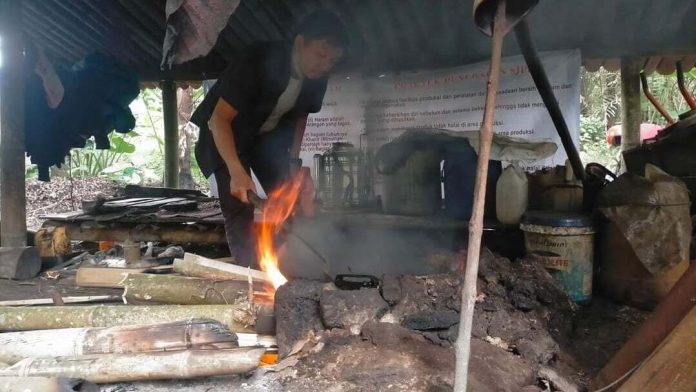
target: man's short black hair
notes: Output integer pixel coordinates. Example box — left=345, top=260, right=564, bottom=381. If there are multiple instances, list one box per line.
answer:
left=295, top=10, right=350, bottom=50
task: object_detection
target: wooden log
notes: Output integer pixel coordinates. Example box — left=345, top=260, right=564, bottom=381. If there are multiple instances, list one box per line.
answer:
left=0, top=304, right=255, bottom=332
left=0, top=348, right=265, bottom=383
left=174, top=253, right=270, bottom=283
left=0, top=319, right=239, bottom=364
left=0, top=377, right=90, bottom=392
left=122, top=273, right=263, bottom=305
left=619, top=306, right=696, bottom=391
left=75, top=267, right=148, bottom=288
left=0, top=295, right=120, bottom=306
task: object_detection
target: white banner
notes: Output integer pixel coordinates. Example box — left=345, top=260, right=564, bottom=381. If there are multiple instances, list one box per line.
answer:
left=302, top=50, right=581, bottom=172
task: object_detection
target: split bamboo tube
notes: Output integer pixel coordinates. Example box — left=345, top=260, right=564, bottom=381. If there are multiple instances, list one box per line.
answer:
left=0, top=348, right=266, bottom=383
left=0, top=319, right=239, bottom=364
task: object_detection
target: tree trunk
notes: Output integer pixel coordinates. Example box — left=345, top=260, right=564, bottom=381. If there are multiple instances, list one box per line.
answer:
left=177, top=87, right=195, bottom=189
left=0, top=304, right=255, bottom=332
left=122, top=273, right=264, bottom=305
left=0, top=348, right=265, bottom=383
left=0, top=319, right=238, bottom=365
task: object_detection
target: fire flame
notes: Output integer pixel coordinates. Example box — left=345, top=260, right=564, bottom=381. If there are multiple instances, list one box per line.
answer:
left=257, top=171, right=306, bottom=290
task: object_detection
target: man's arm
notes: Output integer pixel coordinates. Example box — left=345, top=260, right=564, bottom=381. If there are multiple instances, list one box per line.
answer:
left=208, top=98, right=256, bottom=204
left=290, top=115, right=308, bottom=159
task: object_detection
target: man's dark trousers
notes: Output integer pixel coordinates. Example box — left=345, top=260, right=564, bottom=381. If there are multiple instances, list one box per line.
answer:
left=213, top=125, right=293, bottom=267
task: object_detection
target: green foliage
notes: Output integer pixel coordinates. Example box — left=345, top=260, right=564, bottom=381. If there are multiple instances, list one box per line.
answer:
left=67, top=132, right=143, bottom=183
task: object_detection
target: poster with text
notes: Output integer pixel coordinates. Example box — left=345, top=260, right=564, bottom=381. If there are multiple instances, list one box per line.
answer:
left=303, top=50, right=581, bottom=172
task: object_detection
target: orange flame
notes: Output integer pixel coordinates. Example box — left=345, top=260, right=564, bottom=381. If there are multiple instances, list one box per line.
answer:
left=257, top=171, right=306, bottom=290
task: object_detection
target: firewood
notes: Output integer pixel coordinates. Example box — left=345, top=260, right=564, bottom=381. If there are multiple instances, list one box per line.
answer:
left=122, top=273, right=264, bottom=305
left=0, top=348, right=265, bottom=383
left=75, top=267, right=147, bottom=288
left=0, top=295, right=119, bottom=306
left=0, top=319, right=238, bottom=365
left=173, top=253, right=270, bottom=283
left=0, top=304, right=255, bottom=332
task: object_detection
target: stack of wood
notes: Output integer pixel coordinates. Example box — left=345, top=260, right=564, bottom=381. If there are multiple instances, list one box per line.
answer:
left=0, top=254, right=277, bottom=387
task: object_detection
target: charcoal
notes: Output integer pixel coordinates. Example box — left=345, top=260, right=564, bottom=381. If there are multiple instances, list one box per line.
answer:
left=401, top=310, right=459, bottom=331
left=320, top=288, right=389, bottom=330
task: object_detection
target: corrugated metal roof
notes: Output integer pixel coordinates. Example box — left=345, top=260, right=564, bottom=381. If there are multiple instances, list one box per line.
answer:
left=20, top=0, right=696, bottom=81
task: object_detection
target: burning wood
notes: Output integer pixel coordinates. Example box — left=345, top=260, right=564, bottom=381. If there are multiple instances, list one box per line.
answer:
left=0, top=305, right=255, bottom=332
left=256, top=171, right=307, bottom=290
left=0, top=348, right=265, bottom=383
left=0, top=319, right=239, bottom=365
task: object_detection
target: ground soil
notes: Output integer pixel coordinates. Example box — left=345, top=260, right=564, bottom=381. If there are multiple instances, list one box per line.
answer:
left=26, top=177, right=119, bottom=231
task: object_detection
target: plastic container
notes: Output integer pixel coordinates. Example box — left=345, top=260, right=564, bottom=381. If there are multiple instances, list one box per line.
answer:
left=381, top=148, right=441, bottom=216
left=496, top=163, right=528, bottom=225
left=442, top=142, right=501, bottom=220
left=520, top=211, right=595, bottom=303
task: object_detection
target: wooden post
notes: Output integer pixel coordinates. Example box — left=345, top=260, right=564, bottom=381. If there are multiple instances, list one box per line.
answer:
left=453, top=1, right=506, bottom=391
left=161, top=79, right=179, bottom=188
left=0, top=0, right=41, bottom=279
left=621, top=58, right=642, bottom=151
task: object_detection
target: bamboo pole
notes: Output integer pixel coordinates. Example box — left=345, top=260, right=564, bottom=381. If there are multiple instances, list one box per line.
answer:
left=0, top=348, right=265, bottom=383
left=122, top=273, right=263, bottom=305
left=454, top=1, right=507, bottom=391
left=174, top=253, right=270, bottom=283
left=0, top=295, right=119, bottom=306
left=0, top=319, right=239, bottom=365
left=0, top=305, right=255, bottom=332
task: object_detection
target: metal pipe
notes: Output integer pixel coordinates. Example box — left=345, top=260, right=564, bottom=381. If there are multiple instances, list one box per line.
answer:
left=514, top=20, right=585, bottom=181
left=454, top=1, right=507, bottom=391
left=676, top=61, right=696, bottom=110
left=640, top=72, right=675, bottom=124
left=161, top=79, right=180, bottom=188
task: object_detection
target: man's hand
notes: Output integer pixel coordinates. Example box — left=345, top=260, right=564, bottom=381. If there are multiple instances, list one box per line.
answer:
left=229, top=165, right=256, bottom=204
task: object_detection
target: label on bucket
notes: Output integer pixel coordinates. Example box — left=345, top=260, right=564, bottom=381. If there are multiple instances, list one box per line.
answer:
left=531, top=251, right=570, bottom=271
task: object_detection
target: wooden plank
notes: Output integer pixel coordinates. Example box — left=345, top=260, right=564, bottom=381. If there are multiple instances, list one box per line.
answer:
left=619, top=306, right=696, bottom=391
left=0, top=295, right=120, bottom=306
left=174, top=253, right=270, bottom=283
left=76, top=267, right=149, bottom=288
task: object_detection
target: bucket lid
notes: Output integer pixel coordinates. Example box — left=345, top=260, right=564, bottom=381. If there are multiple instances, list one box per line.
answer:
left=521, top=211, right=593, bottom=227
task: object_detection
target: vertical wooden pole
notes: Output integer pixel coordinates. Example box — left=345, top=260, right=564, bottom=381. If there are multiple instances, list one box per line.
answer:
left=161, top=79, right=179, bottom=188
left=621, top=58, right=642, bottom=152
left=0, top=0, right=28, bottom=247
left=453, top=1, right=506, bottom=391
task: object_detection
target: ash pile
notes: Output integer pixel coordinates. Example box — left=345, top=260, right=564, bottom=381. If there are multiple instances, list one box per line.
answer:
left=271, top=248, right=584, bottom=392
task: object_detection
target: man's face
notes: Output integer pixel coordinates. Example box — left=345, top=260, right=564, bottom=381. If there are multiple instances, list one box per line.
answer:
left=296, top=36, right=344, bottom=80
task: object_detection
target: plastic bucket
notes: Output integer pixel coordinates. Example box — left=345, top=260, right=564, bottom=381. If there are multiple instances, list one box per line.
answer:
left=520, top=212, right=595, bottom=303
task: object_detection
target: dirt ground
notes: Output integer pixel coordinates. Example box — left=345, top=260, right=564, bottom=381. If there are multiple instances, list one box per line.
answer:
left=26, top=177, right=119, bottom=231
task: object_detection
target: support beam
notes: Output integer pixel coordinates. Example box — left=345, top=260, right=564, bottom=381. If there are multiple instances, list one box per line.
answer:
left=621, top=58, right=643, bottom=151
left=161, top=79, right=179, bottom=188
left=0, top=0, right=41, bottom=279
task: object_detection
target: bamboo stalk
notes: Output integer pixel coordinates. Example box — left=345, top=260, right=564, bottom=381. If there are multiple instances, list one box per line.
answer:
left=0, top=348, right=265, bottom=383
left=174, top=253, right=270, bottom=283
left=454, top=2, right=507, bottom=391
left=0, top=319, right=239, bottom=365
left=75, top=267, right=148, bottom=288
left=122, top=273, right=264, bottom=305
left=0, top=305, right=255, bottom=332
left=0, top=295, right=120, bottom=306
